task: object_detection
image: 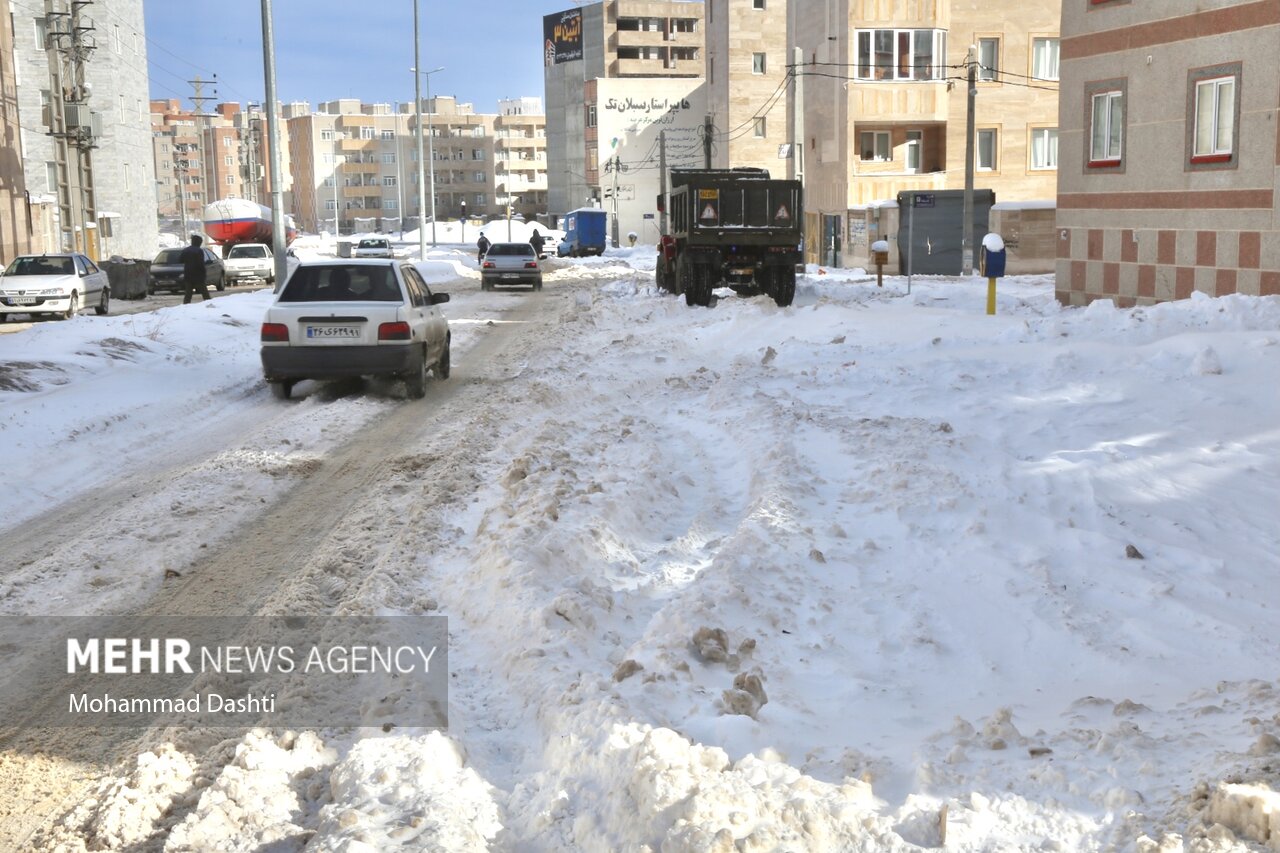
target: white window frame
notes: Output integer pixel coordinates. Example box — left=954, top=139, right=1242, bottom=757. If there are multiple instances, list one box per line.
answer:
left=977, top=129, right=998, bottom=170
left=977, top=38, right=999, bottom=82
left=859, top=131, right=891, bottom=162
left=855, top=29, right=946, bottom=81
left=905, top=129, right=922, bottom=172
left=1090, top=90, right=1123, bottom=163
left=1030, top=127, right=1058, bottom=170
left=225, top=175, right=235, bottom=185
left=224, top=155, right=234, bottom=166
left=321, top=129, right=334, bottom=141
left=1193, top=76, right=1235, bottom=159
left=752, top=52, right=766, bottom=74
left=1031, top=38, right=1059, bottom=81
left=383, top=175, right=397, bottom=186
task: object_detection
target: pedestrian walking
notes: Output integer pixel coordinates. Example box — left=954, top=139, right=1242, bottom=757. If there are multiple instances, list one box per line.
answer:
left=180, top=235, right=211, bottom=304
left=477, top=233, right=491, bottom=264
left=530, top=228, right=545, bottom=258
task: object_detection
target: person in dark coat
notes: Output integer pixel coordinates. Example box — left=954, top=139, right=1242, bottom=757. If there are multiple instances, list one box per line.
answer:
left=180, top=234, right=211, bottom=304
left=530, top=228, right=545, bottom=258
left=477, top=233, right=491, bottom=263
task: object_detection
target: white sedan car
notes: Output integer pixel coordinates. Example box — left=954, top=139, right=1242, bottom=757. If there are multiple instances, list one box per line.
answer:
left=260, top=260, right=451, bottom=400
left=0, top=253, right=110, bottom=321
left=353, top=237, right=393, bottom=259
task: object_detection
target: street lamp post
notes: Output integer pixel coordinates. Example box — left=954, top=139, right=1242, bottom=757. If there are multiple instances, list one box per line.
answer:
left=409, top=20, right=443, bottom=257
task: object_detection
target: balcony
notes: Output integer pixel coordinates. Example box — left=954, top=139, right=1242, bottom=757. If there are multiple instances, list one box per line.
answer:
left=849, top=81, right=949, bottom=123
left=342, top=185, right=383, bottom=198
left=849, top=172, right=946, bottom=207
left=339, top=138, right=376, bottom=152
left=339, top=161, right=379, bottom=174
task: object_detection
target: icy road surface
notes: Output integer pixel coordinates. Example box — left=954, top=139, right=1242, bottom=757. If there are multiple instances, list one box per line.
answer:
left=1, top=246, right=1279, bottom=851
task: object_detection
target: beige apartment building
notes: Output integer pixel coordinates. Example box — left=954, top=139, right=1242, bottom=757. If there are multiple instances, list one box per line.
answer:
left=791, top=0, right=1060, bottom=265
left=289, top=97, right=546, bottom=235
left=1056, top=0, right=1280, bottom=306
left=1, top=0, right=35, bottom=263
left=705, top=0, right=794, bottom=174
left=544, top=0, right=705, bottom=220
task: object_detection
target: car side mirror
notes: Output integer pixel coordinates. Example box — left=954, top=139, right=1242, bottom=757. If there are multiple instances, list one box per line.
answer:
left=431, top=292, right=450, bottom=304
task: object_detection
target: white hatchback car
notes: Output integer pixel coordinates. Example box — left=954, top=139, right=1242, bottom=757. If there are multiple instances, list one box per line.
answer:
left=0, top=253, right=110, bottom=321
left=260, top=260, right=450, bottom=400
left=353, top=237, right=393, bottom=259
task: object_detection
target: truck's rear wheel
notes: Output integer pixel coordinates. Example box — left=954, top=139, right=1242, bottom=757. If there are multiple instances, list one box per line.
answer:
left=686, top=263, right=714, bottom=308
left=771, top=266, right=796, bottom=308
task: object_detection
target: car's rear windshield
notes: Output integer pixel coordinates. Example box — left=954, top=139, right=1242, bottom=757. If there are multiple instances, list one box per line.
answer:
left=228, top=245, right=268, bottom=258
left=358, top=239, right=388, bottom=248
left=5, top=256, right=73, bottom=276
left=486, top=243, right=534, bottom=256
left=154, top=249, right=184, bottom=264
left=279, top=265, right=401, bottom=302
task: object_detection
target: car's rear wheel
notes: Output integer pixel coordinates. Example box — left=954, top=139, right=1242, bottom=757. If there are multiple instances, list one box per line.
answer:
left=533, top=278, right=543, bottom=291
left=95, top=287, right=110, bottom=316
left=215, top=272, right=226, bottom=292
left=404, top=347, right=429, bottom=399
left=268, top=380, right=293, bottom=400
left=58, top=292, right=78, bottom=320
left=435, top=337, right=451, bottom=380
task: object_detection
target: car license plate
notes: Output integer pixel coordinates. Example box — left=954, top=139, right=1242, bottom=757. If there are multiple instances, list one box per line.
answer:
left=502, top=273, right=519, bottom=280
left=305, top=325, right=360, bottom=340
left=11, top=297, right=36, bottom=305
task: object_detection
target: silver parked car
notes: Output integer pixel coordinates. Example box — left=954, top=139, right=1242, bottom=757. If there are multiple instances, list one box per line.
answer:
left=480, top=242, right=542, bottom=291
left=260, top=260, right=451, bottom=400
left=0, top=253, right=110, bottom=321
left=149, top=247, right=227, bottom=294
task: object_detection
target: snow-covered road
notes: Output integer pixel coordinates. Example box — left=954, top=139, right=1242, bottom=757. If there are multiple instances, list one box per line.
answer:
left=2, top=247, right=1279, bottom=851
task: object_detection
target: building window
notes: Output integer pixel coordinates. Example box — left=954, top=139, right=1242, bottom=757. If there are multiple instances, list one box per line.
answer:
left=123, top=164, right=130, bottom=190
left=475, top=193, right=486, bottom=205
left=382, top=153, right=396, bottom=164
left=360, top=126, right=375, bottom=139
left=859, top=131, right=891, bottom=161
left=225, top=175, right=235, bottom=185
left=1089, top=88, right=1124, bottom=165
left=753, top=0, right=765, bottom=8
left=325, top=199, right=337, bottom=211
left=977, top=129, right=998, bottom=170
left=34, top=17, right=48, bottom=50
left=1032, top=38, right=1059, bottom=81
left=474, top=171, right=485, bottom=182
left=45, top=161, right=57, bottom=193
left=473, top=148, right=484, bottom=160
left=385, top=198, right=398, bottom=210
left=472, top=126, right=485, bottom=137
left=587, top=105, right=597, bottom=127
left=1030, top=127, right=1058, bottom=169
left=977, top=38, right=999, bottom=81
left=905, top=130, right=922, bottom=172
left=753, top=117, right=766, bottom=138
left=855, top=29, right=946, bottom=81
left=112, top=24, right=121, bottom=54
left=1193, top=75, right=1236, bottom=162
left=381, top=129, right=395, bottom=140
left=224, top=155, right=234, bottom=166
left=752, top=52, right=766, bottom=74
left=118, top=95, right=126, bottom=121
left=383, top=176, right=397, bottom=186
left=321, top=129, right=334, bottom=141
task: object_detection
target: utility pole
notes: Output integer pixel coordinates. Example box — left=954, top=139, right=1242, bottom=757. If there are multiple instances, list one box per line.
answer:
left=703, top=113, right=713, bottom=169
left=962, top=45, right=977, bottom=276
left=658, top=130, right=668, bottom=235
left=45, top=0, right=98, bottom=254
left=611, top=155, right=621, bottom=247
left=189, top=75, right=217, bottom=214
left=259, top=0, right=288, bottom=287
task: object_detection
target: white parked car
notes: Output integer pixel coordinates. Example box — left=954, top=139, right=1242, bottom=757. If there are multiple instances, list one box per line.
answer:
left=260, top=260, right=451, bottom=400
left=223, top=243, right=274, bottom=286
left=353, top=237, right=393, bottom=259
left=0, top=253, right=110, bottom=321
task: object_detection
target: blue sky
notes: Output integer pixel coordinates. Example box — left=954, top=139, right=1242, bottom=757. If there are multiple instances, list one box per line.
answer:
left=144, top=1, right=573, bottom=113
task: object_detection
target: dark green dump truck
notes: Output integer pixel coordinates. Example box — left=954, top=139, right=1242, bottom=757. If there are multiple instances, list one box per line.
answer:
left=655, top=168, right=804, bottom=308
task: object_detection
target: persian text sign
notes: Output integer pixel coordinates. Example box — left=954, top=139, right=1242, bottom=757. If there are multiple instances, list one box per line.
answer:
left=544, top=9, right=583, bottom=66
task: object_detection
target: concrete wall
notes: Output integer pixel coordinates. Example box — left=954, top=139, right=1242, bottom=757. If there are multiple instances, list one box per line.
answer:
left=1056, top=0, right=1280, bottom=305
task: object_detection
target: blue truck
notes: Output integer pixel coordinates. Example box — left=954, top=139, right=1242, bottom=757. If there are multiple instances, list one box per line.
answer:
left=556, top=208, right=608, bottom=258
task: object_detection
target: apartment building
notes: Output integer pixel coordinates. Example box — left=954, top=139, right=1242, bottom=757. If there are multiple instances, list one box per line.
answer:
left=495, top=97, right=549, bottom=216
left=1056, top=0, right=1280, bottom=306
left=704, top=0, right=794, bottom=174
left=1, top=0, right=34, bottom=263
left=792, top=0, right=1059, bottom=265
left=12, top=0, right=157, bottom=259
left=288, top=96, right=546, bottom=235
left=544, top=0, right=705, bottom=221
